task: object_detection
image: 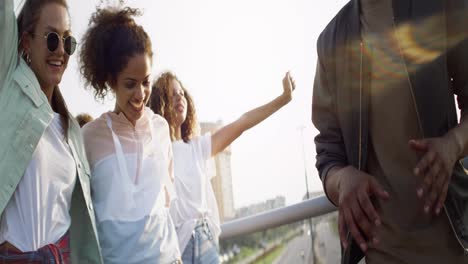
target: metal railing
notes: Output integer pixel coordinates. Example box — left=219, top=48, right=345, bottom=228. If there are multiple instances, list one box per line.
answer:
left=220, top=195, right=336, bottom=240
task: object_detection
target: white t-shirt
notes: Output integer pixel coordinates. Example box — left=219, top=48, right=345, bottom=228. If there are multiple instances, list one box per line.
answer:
left=170, top=134, right=221, bottom=252
left=0, top=113, right=76, bottom=251
left=82, top=108, right=180, bottom=264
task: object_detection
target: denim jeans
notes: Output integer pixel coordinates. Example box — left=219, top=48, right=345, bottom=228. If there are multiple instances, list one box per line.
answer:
left=181, top=218, right=220, bottom=264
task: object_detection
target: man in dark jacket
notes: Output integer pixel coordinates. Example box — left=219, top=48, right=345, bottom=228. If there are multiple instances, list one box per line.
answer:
left=312, top=0, right=468, bottom=263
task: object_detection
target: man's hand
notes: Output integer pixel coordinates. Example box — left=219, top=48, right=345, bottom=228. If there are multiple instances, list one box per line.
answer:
left=332, top=166, right=390, bottom=252
left=409, top=134, right=461, bottom=215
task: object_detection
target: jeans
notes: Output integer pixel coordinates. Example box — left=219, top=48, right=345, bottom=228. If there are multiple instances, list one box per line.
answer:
left=181, top=218, right=220, bottom=264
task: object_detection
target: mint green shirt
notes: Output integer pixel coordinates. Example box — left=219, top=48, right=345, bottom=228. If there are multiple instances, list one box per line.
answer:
left=0, top=1, right=103, bottom=263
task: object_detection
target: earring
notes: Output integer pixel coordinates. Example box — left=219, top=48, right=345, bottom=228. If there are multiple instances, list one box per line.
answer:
left=25, top=53, right=31, bottom=64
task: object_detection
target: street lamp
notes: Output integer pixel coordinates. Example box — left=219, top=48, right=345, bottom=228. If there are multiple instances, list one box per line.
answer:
left=298, top=125, right=315, bottom=259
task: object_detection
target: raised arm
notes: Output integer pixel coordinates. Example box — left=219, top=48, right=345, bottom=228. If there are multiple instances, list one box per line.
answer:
left=210, top=72, right=295, bottom=157
left=0, top=0, right=19, bottom=88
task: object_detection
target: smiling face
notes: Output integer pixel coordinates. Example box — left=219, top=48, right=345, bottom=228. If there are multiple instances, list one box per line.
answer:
left=170, top=78, right=188, bottom=128
left=23, top=3, right=71, bottom=91
left=112, top=53, right=152, bottom=126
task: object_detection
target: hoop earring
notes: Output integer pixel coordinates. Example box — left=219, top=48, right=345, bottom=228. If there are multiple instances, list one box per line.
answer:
left=25, top=53, right=31, bottom=64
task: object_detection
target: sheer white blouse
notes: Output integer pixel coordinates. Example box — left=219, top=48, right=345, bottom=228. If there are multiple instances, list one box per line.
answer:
left=83, top=108, right=180, bottom=264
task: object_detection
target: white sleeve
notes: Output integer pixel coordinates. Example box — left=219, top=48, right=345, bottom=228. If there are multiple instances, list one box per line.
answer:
left=199, top=133, right=212, bottom=161
left=0, top=0, right=19, bottom=90
left=198, top=133, right=217, bottom=179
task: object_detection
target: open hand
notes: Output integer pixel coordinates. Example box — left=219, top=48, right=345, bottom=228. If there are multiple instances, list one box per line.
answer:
left=336, top=166, right=390, bottom=252
left=409, top=135, right=460, bottom=215
left=281, top=71, right=295, bottom=103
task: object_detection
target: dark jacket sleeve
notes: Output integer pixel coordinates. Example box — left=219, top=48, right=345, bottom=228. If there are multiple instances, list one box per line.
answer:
left=446, top=0, right=468, bottom=117
left=312, top=36, right=348, bottom=203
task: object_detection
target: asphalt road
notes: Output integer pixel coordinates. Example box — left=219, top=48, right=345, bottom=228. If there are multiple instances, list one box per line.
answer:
left=314, top=220, right=341, bottom=264
left=274, top=232, right=313, bottom=264
left=274, top=218, right=341, bottom=264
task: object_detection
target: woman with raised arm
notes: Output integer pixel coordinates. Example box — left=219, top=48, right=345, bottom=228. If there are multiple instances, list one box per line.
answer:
left=79, top=7, right=181, bottom=264
left=149, top=71, right=295, bottom=263
left=0, top=0, right=102, bottom=263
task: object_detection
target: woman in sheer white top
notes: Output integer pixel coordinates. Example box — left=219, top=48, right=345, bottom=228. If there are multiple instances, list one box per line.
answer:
left=79, top=7, right=181, bottom=264
left=149, top=71, right=295, bottom=264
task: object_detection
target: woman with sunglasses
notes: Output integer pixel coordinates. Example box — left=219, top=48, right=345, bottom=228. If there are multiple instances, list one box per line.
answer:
left=0, top=0, right=102, bottom=263
left=149, top=71, right=295, bottom=264
left=79, top=6, right=181, bottom=264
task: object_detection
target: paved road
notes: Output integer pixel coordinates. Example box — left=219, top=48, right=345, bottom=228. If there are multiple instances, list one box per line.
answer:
left=274, top=233, right=313, bottom=264
left=274, top=216, right=341, bottom=264
left=314, top=220, right=341, bottom=264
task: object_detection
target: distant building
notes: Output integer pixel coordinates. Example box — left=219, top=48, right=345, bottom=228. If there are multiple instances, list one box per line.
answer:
left=302, top=191, right=324, bottom=201
left=200, top=121, right=236, bottom=221
left=236, top=196, right=286, bottom=218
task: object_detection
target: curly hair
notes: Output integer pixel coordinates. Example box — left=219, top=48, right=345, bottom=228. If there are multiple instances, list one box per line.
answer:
left=149, top=72, right=198, bottom=143
left=79, top=7, right=153, bottom=101
left=76, top=113, right=94, bottom=127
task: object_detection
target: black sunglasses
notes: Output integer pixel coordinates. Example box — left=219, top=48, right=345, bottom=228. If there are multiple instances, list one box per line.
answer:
left=33, top=32, right=77, bottom=56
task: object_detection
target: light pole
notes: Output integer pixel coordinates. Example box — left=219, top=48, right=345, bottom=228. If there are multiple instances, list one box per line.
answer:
left=298, top=125, right=315, bottom=261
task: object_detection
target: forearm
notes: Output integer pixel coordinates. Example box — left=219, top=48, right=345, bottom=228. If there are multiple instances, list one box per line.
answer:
left=211, top=95, right=289, bottom=156
left=237, top=94, right=289, bottom=131
left=0, top=0, right=13, bottom=23
left=445, top=114, right=468, bottom=159
left=324, top=165, right=344, bottom=206
left=0, top=0, right=15, bottom=50
left=1, top=0, right=18, bottom=85
left=445, top=0, right=468, bottom=159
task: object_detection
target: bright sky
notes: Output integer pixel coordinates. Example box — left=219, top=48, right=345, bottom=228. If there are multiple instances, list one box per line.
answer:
left=16, top=0, right=349, bottom=208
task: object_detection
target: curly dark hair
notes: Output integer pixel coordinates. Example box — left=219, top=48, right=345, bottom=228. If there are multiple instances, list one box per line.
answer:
left=149, top=72, right=198, bottom=143
left=79, top=7, right=153, bottom=100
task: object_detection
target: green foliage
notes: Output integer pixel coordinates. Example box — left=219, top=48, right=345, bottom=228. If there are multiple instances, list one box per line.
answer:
left=221, top=222, right=302, bottom=263
left=253, top=244, right=285, bottom=264
left=221, top=222, right=300, bottom=252
left=227, top=247, right=257, bottom=264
